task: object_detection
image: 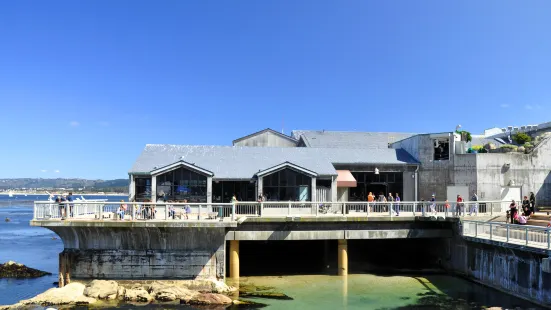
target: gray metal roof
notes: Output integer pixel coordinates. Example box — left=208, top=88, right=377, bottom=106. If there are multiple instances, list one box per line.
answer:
left=233, top=128, right=298, bottom=144
left=291, top=130, right=417, bottom=149
left=129, top=144, right=419, bottom=179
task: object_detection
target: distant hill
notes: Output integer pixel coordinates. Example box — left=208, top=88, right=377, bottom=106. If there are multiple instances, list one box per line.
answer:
left=0, top=178, right=129, bottom=193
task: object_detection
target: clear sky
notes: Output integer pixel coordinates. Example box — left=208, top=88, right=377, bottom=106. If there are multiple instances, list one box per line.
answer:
left=1, top=1, right=551, bottom=179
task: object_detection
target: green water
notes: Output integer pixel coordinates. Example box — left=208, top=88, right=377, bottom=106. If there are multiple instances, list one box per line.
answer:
left=233, top=274, right=542, bottom=310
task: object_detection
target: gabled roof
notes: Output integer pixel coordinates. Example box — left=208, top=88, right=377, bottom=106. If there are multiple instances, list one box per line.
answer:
left=129, top=144, right=419, bottom=179
left=150, top=160, right=214, bottom=177
left=233, top=128, right=298, bottom=144
left=256, top=162, right=317, bottom=177
left=291, top=130, right=417, bottom=149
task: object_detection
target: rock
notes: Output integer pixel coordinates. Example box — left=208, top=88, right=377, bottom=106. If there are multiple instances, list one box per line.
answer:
left=175, top=279, right=236, bottom=294
left=21, top=282, right=96, bottom=306
left=0, top=261, right=52, bottom=278
left=187, top=293, right=232, bottom=305
left=239, top=291, right=293, bottom=300
left=124, top=287, right=154, bottom=303
left=148, top=281, right=198, bottom=303
left=84, top=280, right=119, bottom=299
left=232, top=299, right=268, bottom=307
left=117, top=286, right=126, bottom=300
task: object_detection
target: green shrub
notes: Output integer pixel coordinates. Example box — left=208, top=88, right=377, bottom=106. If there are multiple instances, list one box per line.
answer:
left=500, top=144, right=518, bottom=150
left=524, top=142, right=533, bottom=148
left=512, top=132, right=532, bottom=145
left=479, top=148, right=488, bottom=153
left=471, top=145, right=484, bottom=151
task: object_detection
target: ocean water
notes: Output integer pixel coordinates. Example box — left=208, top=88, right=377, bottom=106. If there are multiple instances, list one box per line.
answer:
left=0, top=195, right=543, bottom=309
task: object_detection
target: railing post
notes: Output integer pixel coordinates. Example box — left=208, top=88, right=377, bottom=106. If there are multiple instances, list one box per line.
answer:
left=288, top=202, right=292, bottom=215
left=198, top=204, right=202, bottom=220
left=389, top=203, right=392, bottom=217
left=98, top=203, right=103, bottom=220
left=33, top=203, right=37, bottom=220
left=525, top=227, right=529, bottom=245
left=506, top=225, right=510, bottom=243
left=315, top=202, right=319, bottom=217
left=422, top=203, right=426, bottom=217
left=343, top=203, right=346, bottom=217
left=489, top=223, right=493, bottom=240
left=413, top=202, right=417, bottom=216
left=475, top=222, right=478, bottom=237
left=366, top=202, right=370, bottom=217
left=260, top=202, right=263, bottom=217
left=490, top=202, right=494, bottom=216
left=547, top=229, right=550, bottom=250
left=131, top=204, right=135, bottom=220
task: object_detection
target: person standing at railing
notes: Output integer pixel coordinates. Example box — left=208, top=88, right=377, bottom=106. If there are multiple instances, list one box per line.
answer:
left=67, top=192, right=74, bottom=218
left=509, top=200, right=518, bottom=224
left=456, top=195, right=464, bottom=217
left=117, top=200, right=127, bottom=220
left=387, top=193, right=395, bottom=215
left=430, top=194, right=437, bottom=216
left=444, top=200, right=451, bottom=218
left=367, top=192, right=374, bottom=212
left=469, top=192, right=478, bottom=216
left=394, top=193, right=400, bottom=216
left=183, top=199, right=192, bottom=220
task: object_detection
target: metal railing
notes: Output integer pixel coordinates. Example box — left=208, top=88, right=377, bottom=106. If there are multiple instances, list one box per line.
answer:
left=462, top=220, right=551, bottom=250
left=33, top=200, right=504, bottom=222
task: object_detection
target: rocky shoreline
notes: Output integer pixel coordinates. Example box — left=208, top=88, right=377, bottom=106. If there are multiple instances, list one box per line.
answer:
left=0, top=261, right=51, bottom=278
left=0, top=279, right=275, bottom=309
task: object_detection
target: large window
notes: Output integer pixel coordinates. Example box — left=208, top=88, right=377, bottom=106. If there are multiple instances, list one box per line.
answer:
left=212, top=181, right=256, bottom=203
left=348, top=172, right=403, bottom=201
left=135, top=177, right=152, bottom=201
left=156, top=167, right=208, bottom=202
left=262, top=168, right=311, bottom=201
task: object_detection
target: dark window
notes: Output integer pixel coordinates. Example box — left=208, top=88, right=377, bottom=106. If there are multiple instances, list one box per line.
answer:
left=348, top=171, right=404, bottom=201
left=135, top=177, right=152, bottom=201
left=262, top=168, right=311, bottom=201
left=434, top=139, right=450, bottom=161
left=156, top=167, right=207, bottom=202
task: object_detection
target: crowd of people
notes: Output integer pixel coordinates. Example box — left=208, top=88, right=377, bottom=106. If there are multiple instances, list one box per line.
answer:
left=508, top=192, right=536, bottom=225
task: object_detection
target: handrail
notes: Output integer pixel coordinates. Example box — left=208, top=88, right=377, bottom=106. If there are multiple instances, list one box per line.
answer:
left=462, top=220, right=551, bottom=250
left=32, top=200, right=506, bottom=221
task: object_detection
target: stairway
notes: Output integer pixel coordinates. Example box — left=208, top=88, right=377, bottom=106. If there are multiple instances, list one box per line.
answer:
left=526, top=208, right=551, bottom=227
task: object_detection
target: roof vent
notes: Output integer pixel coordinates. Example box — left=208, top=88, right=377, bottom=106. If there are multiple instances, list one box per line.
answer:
left=180, top=156, right=185, bottom=160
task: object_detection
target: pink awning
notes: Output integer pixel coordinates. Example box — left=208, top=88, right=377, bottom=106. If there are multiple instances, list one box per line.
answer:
left=336, top=170, right=357, bottom=188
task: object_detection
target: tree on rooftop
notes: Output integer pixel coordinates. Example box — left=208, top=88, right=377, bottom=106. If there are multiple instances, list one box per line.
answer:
left=512, top=132, right=531, bottom=145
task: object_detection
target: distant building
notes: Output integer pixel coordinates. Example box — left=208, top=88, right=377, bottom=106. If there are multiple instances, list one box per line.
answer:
left=129, top=123, right=551, bottom=206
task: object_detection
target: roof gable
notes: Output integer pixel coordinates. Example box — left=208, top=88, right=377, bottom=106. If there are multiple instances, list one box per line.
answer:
left=233, top=128, right=297, bottom=145
left=291, top=130, right=417, bottom=149
left=256, top=161, right=318, bottom=177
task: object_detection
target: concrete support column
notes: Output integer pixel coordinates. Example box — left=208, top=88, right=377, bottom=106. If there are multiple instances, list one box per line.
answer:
left=151, top=175, right=157, bottom=202
left=338, top=239, right=348, bottom=276
left=331, top=176, right=338, bottom=202
left=58, top=252, right=72, bottom=288
left=311, top=177, right=317, bottom=202
left=229, top=240, right=240, bottom=279
left=207, top=177, right=213, bottom=203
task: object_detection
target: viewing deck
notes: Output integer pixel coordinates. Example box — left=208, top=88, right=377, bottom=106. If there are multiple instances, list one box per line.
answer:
left=32, top=200, right=503, bottom=223
left=462, top=220, right=551, bottom=252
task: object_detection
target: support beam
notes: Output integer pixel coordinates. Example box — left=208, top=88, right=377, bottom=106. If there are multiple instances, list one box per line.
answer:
left=311, top=176, right=317, bottom=202
left=331, top=176, right=338, bottom=202
left=229, top=240, right=240, bottom=279
left=151, top=175, right=157, bottom=202
left=207, top=177, right=213, bottom=203
left=129, top=174, right=135, bottom=201
left=257, top=176, right=263, bottom=198
left=338, top=239, right=348, bottom=276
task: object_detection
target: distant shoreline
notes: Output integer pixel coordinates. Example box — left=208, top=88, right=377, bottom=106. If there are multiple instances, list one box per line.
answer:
left=0, top=193, right=128, bottom=196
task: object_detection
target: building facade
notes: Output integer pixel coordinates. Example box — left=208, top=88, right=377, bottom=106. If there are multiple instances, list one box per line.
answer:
left=129, top=124, right=551, bottom=206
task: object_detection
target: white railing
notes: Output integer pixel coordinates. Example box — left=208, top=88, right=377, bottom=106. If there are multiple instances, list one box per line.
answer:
left=462, top=220, right=551, bottom=250
left=32, top=200, right=503, bottom=221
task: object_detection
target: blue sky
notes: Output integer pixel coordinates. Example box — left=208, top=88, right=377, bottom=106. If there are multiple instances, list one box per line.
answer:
left=1, top=1, right=551, bottom=179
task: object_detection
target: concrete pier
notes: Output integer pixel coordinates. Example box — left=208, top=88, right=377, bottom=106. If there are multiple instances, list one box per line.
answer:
left=229, top=240, right=240, bottom=279
left=338, top=239, right=348, bottom=276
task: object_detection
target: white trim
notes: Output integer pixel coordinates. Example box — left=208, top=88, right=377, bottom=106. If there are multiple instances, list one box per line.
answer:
left=256, top=162, right=318, bottom=177
left=151, top=160, right=214, bottom=177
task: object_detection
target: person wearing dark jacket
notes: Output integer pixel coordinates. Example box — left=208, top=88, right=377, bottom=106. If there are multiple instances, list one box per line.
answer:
left=529, top=192, right=536, bottom=215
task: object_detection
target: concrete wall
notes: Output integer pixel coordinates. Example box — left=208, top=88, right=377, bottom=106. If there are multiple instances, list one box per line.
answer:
left=446, top=238, right=551, bottom=306
left=52, top=227, right=226, bottom=281
left=474, top=137, right=551, bottom=205
left=393, top=134, right=455, bottom=201
left=233, top=131, right=297, bottom=147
